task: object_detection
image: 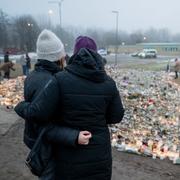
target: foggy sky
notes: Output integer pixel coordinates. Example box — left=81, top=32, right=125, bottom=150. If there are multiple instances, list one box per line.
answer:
left=1, top=0, right=180, bottom=33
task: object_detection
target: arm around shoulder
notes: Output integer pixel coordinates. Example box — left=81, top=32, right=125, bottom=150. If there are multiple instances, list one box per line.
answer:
left=14, top=77, right=60, bottom=123
left=46, top=125, right=79, bottom=147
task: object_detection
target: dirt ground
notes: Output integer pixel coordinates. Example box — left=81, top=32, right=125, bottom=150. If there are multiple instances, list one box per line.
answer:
left=174, top=78, right=180, bottom=85
left=0, top=112, right=180, bottom=180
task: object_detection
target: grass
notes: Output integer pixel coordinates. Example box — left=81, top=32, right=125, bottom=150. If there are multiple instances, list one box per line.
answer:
left=9, top=62, right=171, bottom=76
left=8, top=63, right=180, bottom=86
left=117, top=62, right=168, bottom=71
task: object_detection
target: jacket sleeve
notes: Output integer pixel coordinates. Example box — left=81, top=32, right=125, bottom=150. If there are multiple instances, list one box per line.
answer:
left=14, top=77, right=60, bottom=123
left=106, top=81, right=125, bottom=124
left=46, top=125, right=79, bottom=147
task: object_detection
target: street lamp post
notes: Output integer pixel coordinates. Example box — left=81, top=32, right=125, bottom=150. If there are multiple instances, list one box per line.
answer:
left=48, top=9, right=53, bottom=28
left=27, top=23, right=33, bottom=52
left=48, top=0, right=64, bottom=29
left=112, top=10, right=119, bottom=66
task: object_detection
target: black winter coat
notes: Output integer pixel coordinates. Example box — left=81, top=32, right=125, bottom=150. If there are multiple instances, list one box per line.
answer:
left=53, top=49, right=124, bottom=180
left=15, top=60, right=79, bottom=149
left=15, top=50, right=124, bottom=180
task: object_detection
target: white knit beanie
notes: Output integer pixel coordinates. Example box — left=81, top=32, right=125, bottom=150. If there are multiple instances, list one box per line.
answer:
left=36, top=29, right=65, bottom=62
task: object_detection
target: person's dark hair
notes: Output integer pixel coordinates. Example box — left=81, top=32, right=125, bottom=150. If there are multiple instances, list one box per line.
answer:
left=54, top=60, right=61, bottom=66
left=54, top=58, right=65, bottom=70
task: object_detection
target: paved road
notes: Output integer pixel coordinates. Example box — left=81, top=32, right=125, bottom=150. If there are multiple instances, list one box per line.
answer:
left=0, top=107, right=19, bottom=135
left=105, top=54, right=177, bottom=66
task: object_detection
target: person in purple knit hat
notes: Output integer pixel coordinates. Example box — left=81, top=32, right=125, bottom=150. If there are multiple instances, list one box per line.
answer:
left=73, top=36, right=97, bottom=54
left=70, top=35, right=107, bottom=65
left=15, top=35, right=124, bottom=179
left=52, top=36, right=124, bottom=179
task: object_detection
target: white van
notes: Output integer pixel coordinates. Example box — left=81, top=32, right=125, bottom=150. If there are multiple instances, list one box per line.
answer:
left=138, top=49, right=157, bottom=58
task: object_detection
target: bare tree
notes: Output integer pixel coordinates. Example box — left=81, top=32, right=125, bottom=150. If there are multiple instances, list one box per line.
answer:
left=35, top=14, right=50, bottom=30
left=172, top=33, right=180, bottom=42
left=14, top=15, right=40, bottom=51
left=129, top=31, right=144, bottom=44
left=158, top=28, right=172, bottom=42
left=1, top=9, right=180, bottom=53
left=0, top=9, right=9, bottom=49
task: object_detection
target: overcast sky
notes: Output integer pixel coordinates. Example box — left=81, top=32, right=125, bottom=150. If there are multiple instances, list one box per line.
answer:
left=1, top=0, right=180, bottom=33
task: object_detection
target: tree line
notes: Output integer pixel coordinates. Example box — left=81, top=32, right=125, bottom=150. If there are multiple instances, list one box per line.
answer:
left=1, top=9, right=180, bottom=53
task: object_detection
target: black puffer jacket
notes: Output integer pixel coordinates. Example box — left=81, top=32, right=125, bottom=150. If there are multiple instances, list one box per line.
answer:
left=15, top=60, right=79, bottom=149
left=53, top=49, right=124, bottom=180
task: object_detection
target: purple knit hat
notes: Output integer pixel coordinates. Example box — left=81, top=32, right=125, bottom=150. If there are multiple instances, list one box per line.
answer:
left=73, top=36, right=97, bottom=54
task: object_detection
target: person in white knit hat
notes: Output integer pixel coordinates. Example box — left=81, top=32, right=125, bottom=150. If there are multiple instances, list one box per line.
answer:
left=14, top=29, right=92, bottom=179
left=37, top=29, right=65, bottom=61
left=36, top=29, right=66, bottom=68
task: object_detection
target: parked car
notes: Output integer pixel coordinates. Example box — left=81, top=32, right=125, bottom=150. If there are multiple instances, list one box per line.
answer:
left=131, top=52, right=140, bottom=57
left=138, top=49, right=157, bottom=58
left=98, top=49, right=107, bottom=56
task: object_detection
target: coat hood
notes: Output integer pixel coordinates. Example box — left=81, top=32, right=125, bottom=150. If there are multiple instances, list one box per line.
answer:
left=35, top=59, right=61, bottom=74
left=66, top=48, right=107, bottom=83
